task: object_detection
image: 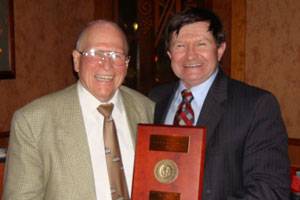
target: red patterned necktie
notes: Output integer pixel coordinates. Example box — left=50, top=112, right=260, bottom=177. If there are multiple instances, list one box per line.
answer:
left=173, top=89, right=195, bottom=126
left=97, top=103, right=130, bottom=200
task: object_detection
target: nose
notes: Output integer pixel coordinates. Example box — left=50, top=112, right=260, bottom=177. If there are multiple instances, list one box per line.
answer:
left=98, top=56, right=113, bottom=70
left=186, top=46, right=197, bottom=60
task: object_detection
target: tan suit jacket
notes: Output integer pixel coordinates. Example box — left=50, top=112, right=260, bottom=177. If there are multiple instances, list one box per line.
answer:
left=3, top=84, right=154, bottom=200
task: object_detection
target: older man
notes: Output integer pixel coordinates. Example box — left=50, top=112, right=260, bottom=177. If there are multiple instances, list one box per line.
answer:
left=4, top=20, right=154, bottom=200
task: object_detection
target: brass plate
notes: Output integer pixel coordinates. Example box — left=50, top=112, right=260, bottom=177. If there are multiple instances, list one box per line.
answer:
left=149, top=190, right=180, bottom=200
left=150, top=135, right=189, bottom=153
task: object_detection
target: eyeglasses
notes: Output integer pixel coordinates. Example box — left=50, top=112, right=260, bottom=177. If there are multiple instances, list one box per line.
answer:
left=78, top=49, right=130, bottom=66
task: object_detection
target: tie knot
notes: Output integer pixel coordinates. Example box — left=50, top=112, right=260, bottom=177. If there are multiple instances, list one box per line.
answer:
left=97, top=103, right=114, bottom=118
left=181, top=89, right=193, bottom=103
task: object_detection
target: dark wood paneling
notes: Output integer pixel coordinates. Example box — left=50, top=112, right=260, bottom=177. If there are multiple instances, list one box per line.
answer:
left=137, top=0, right=155, bottom=93
left=289, top=138, right=300, bottom=167
left=0, top=131, right=9, bottom=148
left=289, top=138, right=300, bottom=146
left=94, top=0, right=119, bottom=21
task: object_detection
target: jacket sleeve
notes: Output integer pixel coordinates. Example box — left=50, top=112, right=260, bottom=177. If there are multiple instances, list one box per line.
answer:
left=229, top=93, right=290, bottom=200
left=3, top=110, right=45, bottom=200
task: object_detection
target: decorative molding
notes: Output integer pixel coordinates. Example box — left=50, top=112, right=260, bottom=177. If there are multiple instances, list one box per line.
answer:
left=154, top=0, right=180, bottom=47
left=138, top=0, right=154, bottom=36
left=137, top=0, right=155, bottom=93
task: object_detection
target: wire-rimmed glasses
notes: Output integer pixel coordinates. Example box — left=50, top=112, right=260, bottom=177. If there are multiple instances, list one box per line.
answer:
left=78, top=49, right=130, bottom=66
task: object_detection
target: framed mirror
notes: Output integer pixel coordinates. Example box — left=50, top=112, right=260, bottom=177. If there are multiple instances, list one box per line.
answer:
left=0, top=0, right=15, bottom=79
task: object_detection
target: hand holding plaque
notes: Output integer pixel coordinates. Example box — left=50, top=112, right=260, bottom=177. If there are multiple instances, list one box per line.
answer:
left=132, top=124, right=206, bottom=200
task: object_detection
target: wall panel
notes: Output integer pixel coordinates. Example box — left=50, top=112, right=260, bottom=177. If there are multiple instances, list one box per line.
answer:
left=246, top=0, right=300, bottom=139
left=0, top=0, right=95, bottom=131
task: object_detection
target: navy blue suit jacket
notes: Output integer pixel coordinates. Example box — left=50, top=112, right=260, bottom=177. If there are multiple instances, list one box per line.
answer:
left=149, top=69, right=290, bottom=200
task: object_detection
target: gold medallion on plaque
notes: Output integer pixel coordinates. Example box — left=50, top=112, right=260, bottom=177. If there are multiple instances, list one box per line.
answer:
left=154, top=159, right=179, bottom=184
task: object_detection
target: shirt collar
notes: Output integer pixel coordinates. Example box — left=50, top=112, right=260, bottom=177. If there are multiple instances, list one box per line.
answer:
left=176, top=68, right=219, bottom=103
left=77, top=81, right=122, bottom=114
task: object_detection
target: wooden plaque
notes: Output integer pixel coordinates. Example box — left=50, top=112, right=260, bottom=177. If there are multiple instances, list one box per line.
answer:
left=132, top=124, right=206, bottom=200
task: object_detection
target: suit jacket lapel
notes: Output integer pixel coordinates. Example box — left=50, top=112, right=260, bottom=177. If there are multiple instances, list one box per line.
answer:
left=197, top=70, right=228, bottom=146
left=156, top=71, right=227, bottom=147
left=155, top=82, right=179, bottom=124
left=56, top=85, right=96, bottom=199
left=120, top=88, right=140, bottom=147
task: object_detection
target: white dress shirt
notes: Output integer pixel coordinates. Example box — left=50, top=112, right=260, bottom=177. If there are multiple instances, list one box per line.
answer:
left=77, top=82, right=134, bottom=200
left=164, top=69, right=218, bottom=125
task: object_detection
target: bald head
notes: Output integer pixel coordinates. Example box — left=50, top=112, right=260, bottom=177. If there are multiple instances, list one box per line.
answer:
left=76, top=20, right=129, bottom=54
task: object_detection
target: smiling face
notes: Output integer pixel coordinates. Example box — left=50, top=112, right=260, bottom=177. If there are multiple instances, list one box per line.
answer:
left=168, top=21, right=226, bottom=88
left=72, top=22, right=128, bottom=102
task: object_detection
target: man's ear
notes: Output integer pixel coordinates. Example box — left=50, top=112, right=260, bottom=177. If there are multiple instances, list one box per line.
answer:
left=72, top=50, right=80, bottom=72
left=217, top=42, right=226, bottom=61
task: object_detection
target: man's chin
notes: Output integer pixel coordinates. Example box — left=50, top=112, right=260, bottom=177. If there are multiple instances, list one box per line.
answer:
left=96, top=95, right=113, bottom=102
left=182, top=78, right=206, bottom=88
left=92, top=88, right=115, bottom=102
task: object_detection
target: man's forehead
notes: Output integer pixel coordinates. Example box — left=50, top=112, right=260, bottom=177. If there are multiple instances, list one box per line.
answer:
left=171, top=25, right=212, bottom=41
left=176, top=21, right=210, bottom=33
left=78, top=23, right=128, bottom=52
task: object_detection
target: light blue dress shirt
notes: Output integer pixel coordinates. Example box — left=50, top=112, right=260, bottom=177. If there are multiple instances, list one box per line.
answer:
left=164, top=68, right=219, bottom=125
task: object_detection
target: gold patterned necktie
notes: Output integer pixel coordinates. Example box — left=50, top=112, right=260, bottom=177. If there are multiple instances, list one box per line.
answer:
left=173, top=89, right=195, bottom=126
left=97, top=103, right=130, bottom=200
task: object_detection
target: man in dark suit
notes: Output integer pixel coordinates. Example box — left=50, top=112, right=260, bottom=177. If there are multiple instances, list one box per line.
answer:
left=149, top=8, right=290, bottom=200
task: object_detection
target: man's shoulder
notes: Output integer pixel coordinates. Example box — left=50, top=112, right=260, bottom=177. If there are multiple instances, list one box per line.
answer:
left=120, top=85, right=154, bottom=105
left=213, top=69, right=270, bottom=98
left=148, top=81, right=178, bottom=103
left=228, top=78, right=272, bottom=99
left=17, top=84, right=77, bottom=114
left=120, top=85, right=154, bottom=123
left=225, top=77, right=281, bottom=111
